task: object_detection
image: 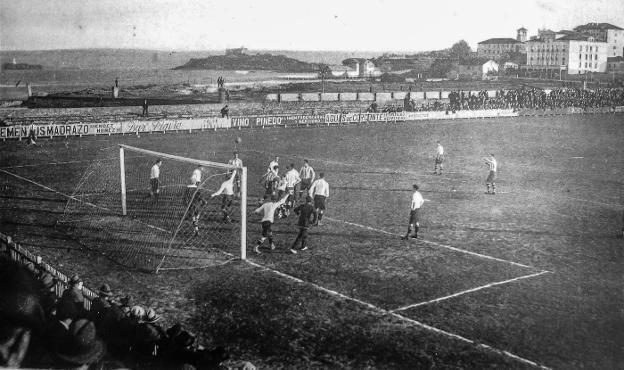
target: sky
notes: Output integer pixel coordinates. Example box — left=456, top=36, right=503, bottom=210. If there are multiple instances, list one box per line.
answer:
left=1, top=0, right=623, bottom=52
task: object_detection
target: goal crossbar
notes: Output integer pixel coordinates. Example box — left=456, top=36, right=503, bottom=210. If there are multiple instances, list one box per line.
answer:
left=119, top=144, right=237, bottom=170
left=118, top=144, right=247, bottom=271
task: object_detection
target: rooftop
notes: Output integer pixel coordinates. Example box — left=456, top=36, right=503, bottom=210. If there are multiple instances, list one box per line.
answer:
left=478, top=38, right=522, bottom=45
left=574, top=22, right=623, bottom=31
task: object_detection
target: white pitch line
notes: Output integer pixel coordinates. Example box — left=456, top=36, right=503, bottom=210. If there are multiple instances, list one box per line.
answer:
left=325, top=216, right=538, bottom=270
left=244, top=259, right=551, bottom=370
left=391, top=270, right=551, bottom=312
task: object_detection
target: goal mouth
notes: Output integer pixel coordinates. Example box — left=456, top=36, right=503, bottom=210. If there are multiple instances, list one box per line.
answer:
left=57, top=145, right=247, bottom=273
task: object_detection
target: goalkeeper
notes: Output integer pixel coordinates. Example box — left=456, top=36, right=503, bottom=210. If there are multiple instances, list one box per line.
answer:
left=211, top=171, right=237, bottom=223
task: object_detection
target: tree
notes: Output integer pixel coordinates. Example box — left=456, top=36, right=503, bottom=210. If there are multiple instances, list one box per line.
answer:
left=429, top=58, right=454, bottom=78
left=450, top=40, right=472, bottom=59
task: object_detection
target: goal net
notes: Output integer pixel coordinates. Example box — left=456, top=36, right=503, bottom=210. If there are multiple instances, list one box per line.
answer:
left=57, top=144, right=247, bottom=272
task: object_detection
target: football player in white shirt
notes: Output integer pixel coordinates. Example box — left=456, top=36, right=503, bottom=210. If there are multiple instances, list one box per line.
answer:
left=191, top=165, right=203, bottom=186
left=298, top=159, right=315, bottom=199
left=434, top=141, right=444, bottom=175
left=284, top=163, right=301, bottom=206
left=149, top=159, right=162, bottom=198
left=253, top=193, right=290, bottom=253
left=483, top=153, right=497, bottom=195
left=268, top=156, right=280, bottom=177
left=228, top=152, right=243, bottom=197
left=402, top=184, right=425, bottom=240
left=309, top=172, right=329, bottom=226
left=211, top=171, right=237, bottom=223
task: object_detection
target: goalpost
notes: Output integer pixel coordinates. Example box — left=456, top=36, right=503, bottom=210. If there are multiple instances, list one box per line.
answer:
left=59, top=144, right=247, bottom=273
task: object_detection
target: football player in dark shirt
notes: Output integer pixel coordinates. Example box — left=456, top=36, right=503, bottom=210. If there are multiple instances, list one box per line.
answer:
left=289, top=196, right=317, bottom=254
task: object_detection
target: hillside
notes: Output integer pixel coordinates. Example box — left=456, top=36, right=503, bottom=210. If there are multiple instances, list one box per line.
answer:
left=173, top=53, right=319, bottom=72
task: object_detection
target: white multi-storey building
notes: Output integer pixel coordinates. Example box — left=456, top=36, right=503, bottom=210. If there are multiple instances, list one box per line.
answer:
left=526, top=34, right=608, bottom=74
left=574, top=23, right=624, bottom=57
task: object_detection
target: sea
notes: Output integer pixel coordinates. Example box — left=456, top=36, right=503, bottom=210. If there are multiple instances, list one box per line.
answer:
left=0, top=68, right=314, bottom=94
left=0, top=48, right=384, bottom=93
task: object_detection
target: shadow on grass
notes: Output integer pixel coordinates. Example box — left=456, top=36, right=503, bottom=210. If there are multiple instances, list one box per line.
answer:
left=187, top=265, right=525, bottom=369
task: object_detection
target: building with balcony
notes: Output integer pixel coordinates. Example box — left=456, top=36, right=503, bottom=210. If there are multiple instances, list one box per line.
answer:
left=525, top=34, right=608, bottom=74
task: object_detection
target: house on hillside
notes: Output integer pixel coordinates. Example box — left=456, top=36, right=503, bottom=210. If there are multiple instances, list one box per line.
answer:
left=451, top=59, right=498, bottom=80
left=342, top=58, right=381, bottom=77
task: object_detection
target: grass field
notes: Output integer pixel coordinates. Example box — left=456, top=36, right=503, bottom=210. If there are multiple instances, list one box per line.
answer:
left=1, top=114, right=624, bottom=369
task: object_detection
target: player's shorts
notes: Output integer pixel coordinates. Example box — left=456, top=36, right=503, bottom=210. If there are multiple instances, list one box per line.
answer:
left=221, top=194, right=233, bottom=209
left=313, top=195, right=327, bottom=210
left=150, top=178, right=159, bottom=194
left=300, top=179, right=312, bottom=191
left=486, top=171, right=497, bottom=183
left=435, top=155, right=444, bottom=164
left=409, top=209, right=421, bottom=224
left=261, top=221, right=273, bottom=237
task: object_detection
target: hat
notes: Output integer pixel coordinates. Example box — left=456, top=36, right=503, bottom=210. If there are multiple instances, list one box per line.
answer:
left=130, top=305, right=145, bottom=320
left=69, top=274, right=82, bottom=285
left=144, top=308, right=161, bottom=323
left=55, top=319, right=106, bottom=365
left=119, top=295, right=131, bottom=306
left=41, top=273, right=56, bottom=289
left=98, top=284, right=112, bottom=297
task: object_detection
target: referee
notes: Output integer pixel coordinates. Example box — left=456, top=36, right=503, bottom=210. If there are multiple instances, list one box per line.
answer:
left=402, top=184, right=424, bottom=240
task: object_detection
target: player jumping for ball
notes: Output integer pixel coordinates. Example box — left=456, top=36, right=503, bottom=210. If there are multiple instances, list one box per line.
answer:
left=253, top=193, right=290, bottom=254
left=228, top=151, right=243, bottom=197
left=434, top=141, right=444, bottom=175
left=309, top=172, right=329, bottom=226
left=484, top=153, right=497, bottom=195
left=402, top=184, right=424, bottom=240
left=210, top=171, right=237, bottom=223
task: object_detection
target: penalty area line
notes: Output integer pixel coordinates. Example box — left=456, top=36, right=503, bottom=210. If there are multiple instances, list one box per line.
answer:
left=244, top=259, right=551, bottom=370
left=324, top=216, right=538, bottom=270
left=391, top=270, right=551, bottom=313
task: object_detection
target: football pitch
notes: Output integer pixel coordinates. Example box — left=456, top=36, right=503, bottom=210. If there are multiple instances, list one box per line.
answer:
left=1, top=114, right=623, bottom=369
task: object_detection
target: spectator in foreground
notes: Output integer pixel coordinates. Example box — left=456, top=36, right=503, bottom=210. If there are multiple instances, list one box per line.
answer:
left=0, top=258, right=46, bottom=368
left=59, top=274, right=87, bottom=319
left=90, top=284, right=113, bottom=328
left=52, top=318, right=106, bottom=369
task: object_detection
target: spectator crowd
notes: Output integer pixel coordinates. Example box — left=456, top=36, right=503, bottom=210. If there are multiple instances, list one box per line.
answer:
left=0, top=250, right=255, bottom=369
left=405, top=87, right=624, bottom=112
